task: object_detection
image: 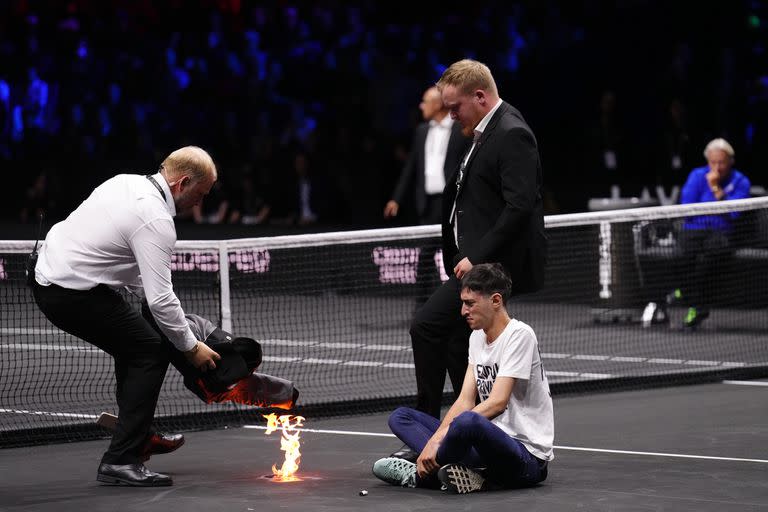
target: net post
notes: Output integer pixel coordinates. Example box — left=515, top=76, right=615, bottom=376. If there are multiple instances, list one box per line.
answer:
left=218, top=241, right=232, bottom=333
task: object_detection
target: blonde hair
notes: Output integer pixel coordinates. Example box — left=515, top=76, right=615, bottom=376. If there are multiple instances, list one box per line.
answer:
left=436, top=59, right=498, bottom=96
left=703, top=138, right=735, bottom=163
left=161, top=146, right=217, bottom=183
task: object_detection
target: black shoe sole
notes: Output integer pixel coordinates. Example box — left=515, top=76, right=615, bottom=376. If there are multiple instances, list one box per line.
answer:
left=97, top=474, right=173, bottom=487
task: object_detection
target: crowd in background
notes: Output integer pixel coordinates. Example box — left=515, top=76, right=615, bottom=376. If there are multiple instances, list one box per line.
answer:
left=3, top=0, right=767, bottom=227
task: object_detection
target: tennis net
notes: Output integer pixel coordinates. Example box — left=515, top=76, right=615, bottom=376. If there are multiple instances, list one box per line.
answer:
left=2, top=196, right=767, bottom=447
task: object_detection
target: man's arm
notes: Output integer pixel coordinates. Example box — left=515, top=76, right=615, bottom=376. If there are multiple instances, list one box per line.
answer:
left=680, top=169, right=703, bottom=205
left=130, top=219, right=220, bottom=370
left=724, top=173, right=752, bottom=221
left=471, top=376, right=514, bottom=419
left=466, top=126, right=539, bottom=264
left=385, top=126, right=424, bottom=217
left=417, top=365, right=476, bottom=477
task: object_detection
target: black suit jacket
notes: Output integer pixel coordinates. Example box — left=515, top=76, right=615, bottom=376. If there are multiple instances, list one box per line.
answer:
left=441, top=102, right=547, bottom=294
left=392, top=121, right=469, bottom=220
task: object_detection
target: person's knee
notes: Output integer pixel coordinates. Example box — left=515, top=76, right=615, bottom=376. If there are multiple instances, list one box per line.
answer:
left=388, top=406, right=418, bottom=432
left=451, top=411, right=483, bottom=431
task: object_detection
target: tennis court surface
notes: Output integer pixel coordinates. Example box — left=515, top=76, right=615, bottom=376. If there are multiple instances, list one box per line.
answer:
left=2, top=380, right=766, bottom=512
left=3, top=200, right=767, bottom=510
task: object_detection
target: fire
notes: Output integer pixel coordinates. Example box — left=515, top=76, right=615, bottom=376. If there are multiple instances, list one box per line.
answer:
left=263, top=413, right=305, bottom=481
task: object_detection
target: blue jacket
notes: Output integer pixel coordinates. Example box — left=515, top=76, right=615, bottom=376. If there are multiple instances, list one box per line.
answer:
left=681, top=166, right=751, bottom=231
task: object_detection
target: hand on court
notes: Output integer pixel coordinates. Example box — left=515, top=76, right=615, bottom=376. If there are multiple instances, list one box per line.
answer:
left=185, top=342, right=222, bottom=372
left=453, top=257, right=473, bottom=279
left=416, top=440, right=441, bottom=478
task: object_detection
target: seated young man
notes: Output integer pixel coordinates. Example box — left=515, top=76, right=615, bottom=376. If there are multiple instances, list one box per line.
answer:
left=372, top=263, right=554, bottom=493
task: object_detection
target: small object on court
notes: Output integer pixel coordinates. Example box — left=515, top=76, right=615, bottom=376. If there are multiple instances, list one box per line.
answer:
left=359, top=489, right=368, bottom=496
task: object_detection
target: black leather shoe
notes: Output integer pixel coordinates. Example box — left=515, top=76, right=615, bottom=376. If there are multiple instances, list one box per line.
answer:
left=140, top=432, right=185, bottom=462
left=97, top=463, right=172, bottom=486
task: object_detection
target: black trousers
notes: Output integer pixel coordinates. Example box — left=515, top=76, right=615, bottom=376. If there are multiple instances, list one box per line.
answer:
left=678, top=229, right=730, bottom=310
left=32, top=282, right=170, bottom=465
left=414, top=194, right=444, bottom=305
left=410, top=275, right=471, bottom=419
left=419, top=194, right=442, bottom=226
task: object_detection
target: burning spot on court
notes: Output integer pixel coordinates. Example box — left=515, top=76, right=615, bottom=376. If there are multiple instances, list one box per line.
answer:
left=263, top=413, right=305, bottom=482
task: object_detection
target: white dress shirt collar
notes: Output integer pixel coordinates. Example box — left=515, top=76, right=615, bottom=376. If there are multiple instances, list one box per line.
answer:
left=152, top=172, right=177, bottom=217
left=429, top=116, right=454, bottom=129
left=473, top=97, right=503, bottom=139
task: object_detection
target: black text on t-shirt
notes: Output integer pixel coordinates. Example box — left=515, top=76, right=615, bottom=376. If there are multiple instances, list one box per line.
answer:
left=476, top=363, right=499, bottom=401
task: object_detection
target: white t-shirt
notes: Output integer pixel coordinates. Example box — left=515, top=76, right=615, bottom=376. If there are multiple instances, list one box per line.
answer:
left=469, top=318, right=554, bottom=460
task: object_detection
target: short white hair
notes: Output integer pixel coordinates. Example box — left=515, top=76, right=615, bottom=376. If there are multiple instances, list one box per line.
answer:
left=703, top=138, right=735, bottom=162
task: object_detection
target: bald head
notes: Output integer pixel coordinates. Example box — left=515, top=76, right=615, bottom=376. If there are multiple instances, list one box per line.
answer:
left=161, top=146, right=217, bottom=184
left=419, top=86, right=448, bottom=122
left=161, top=146, right=217, bottom=213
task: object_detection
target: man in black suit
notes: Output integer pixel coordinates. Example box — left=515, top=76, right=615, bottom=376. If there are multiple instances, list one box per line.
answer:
left=410, top=59, right=547, bottom=419
left=384, top=86, right=469, bottom=225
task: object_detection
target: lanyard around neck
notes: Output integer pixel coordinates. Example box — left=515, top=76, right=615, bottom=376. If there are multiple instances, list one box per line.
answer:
left=146, top=175, right=167, bottom=201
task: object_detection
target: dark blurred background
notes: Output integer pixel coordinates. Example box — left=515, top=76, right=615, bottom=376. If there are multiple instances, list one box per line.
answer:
left=1, top=0, right=767, bottom=238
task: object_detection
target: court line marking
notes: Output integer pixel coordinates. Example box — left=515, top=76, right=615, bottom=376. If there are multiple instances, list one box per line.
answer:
left=554, top=445, right=768, bottom=464
left=244, top=425, right=395, bottom=437
left=2, top=408, right=765, bottom=464
left=241, top=425, right=768, bottom=464
left=3, top=331, right=763, bottom=373
left=722, top=380, right=768, bottom=387
left=0, top=408, right=99, bottom=420
left=2, top=339, right=756, bottom=371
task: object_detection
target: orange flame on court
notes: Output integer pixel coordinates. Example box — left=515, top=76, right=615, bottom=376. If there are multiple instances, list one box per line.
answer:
left=263, top=413, right=305, bottom=481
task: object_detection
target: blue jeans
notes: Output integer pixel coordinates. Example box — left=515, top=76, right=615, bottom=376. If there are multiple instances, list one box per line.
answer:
left=388, top=407, right=548, bottom=487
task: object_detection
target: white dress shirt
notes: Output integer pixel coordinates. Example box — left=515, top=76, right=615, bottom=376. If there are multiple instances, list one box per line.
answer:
left=35, top=172, right=198, bottom=351
left=452, top=98, right=504, bottom=246
left=423, top=116, right=453, bottom=195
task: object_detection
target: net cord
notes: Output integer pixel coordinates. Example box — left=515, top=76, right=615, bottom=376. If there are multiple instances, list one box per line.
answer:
left=3, top=196, right=766, bottom=254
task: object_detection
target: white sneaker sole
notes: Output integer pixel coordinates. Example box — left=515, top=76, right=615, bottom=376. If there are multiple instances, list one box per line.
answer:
left=438, top=464, right=485, bottom=494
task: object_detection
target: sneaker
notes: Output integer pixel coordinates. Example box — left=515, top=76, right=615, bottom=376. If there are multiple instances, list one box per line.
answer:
left=666, top=288, right=683, bottom=305
left=372, top=457, right=417, bottom=488
left=390, top=445, right=418, bottom=463
left=641, top=302, right=657, bottom=328
left=683, top=307, right=709, bottom=328
left=437, top=464, right=486, bottom=494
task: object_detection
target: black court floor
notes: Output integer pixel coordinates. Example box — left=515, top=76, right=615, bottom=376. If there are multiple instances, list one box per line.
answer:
left=1, top=381, right=766, bottom=512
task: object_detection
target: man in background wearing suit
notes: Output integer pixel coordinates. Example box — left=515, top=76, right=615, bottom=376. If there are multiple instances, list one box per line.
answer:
left=384, top=86, right=471, bottom=312
left=384, top=86, right=469, bottom=225
left=409, top=59, right=547, bottom=422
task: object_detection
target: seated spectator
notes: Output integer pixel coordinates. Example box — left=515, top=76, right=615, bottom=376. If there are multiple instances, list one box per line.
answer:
left=192, top=178, right=230, bottom=224
left=19, top=172, right=56, bottom=223
left=669, top=138, right=751, bottom=328
left=270, top=151, right=326, bottom=226
left=228, top=166, right=272, bottom=225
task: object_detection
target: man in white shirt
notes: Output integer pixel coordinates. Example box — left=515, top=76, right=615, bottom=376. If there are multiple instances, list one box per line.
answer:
left=31, top=146, right=221, bottom=487
left=372, top=263, right=554, bottom=494
left=384, top=86, right=469, bottom=226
